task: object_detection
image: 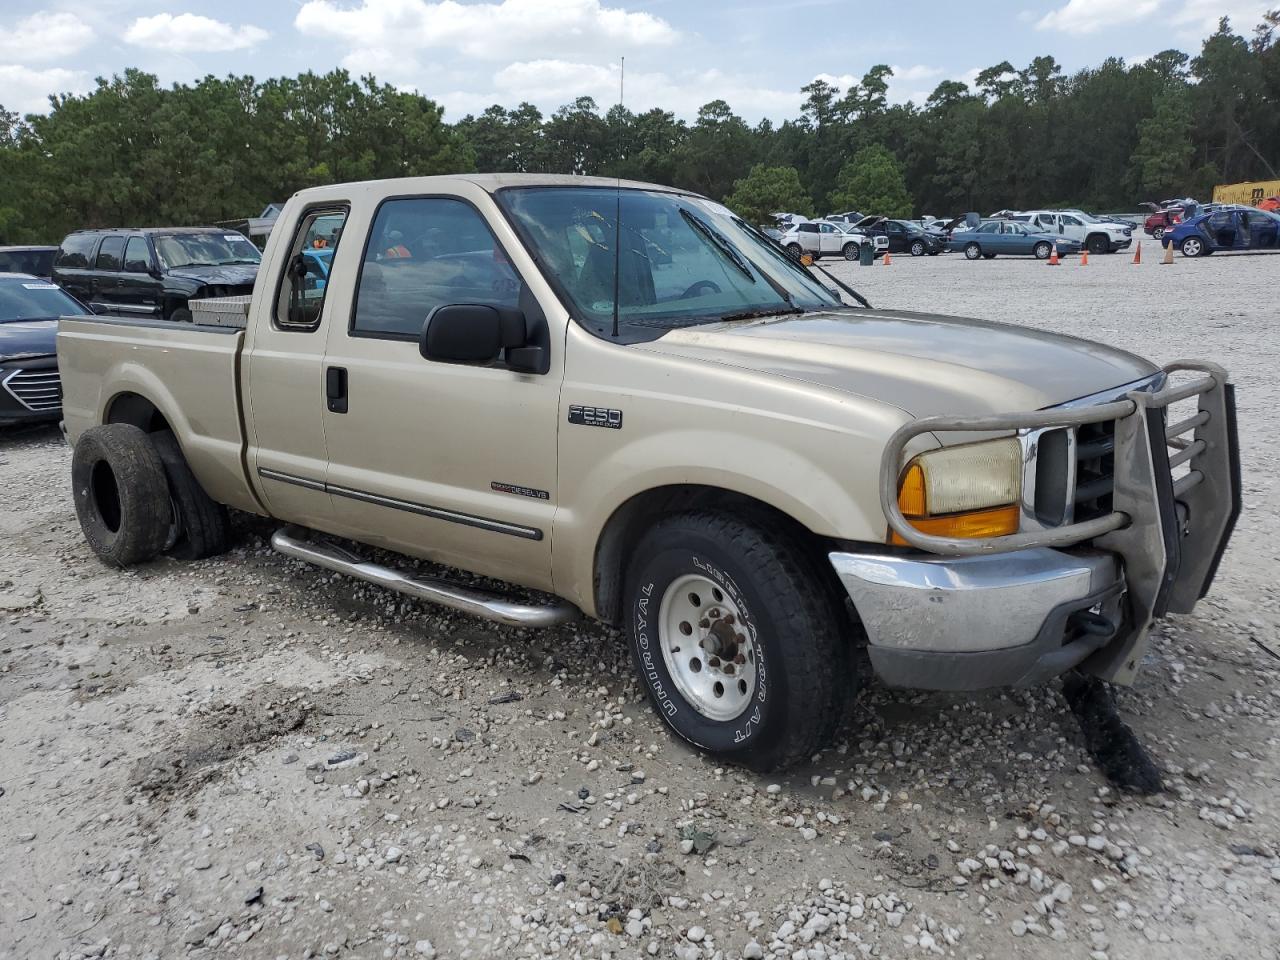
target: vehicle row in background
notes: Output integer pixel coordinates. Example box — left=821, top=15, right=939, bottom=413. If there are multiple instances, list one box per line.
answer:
left=52, top=227, right=260, bottom=323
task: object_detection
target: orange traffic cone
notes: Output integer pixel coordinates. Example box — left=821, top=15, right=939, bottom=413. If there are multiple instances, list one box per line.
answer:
left=1132, top=241, right=1141, bottom=264
left=883, top=250, right=892, bottom=266
left=1080, top=247, right=1089, bottom=266
left=1161, top=240, right=1174, bottom=265
left=1047, top=243, right=1059, bottom=266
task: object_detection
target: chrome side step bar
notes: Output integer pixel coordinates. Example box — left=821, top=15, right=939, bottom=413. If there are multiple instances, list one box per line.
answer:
left=270, top=527, right=579, bottom=628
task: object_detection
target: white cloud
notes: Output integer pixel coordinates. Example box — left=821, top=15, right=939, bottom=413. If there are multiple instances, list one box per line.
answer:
left=478, top=59, right=795, bottom=119
left=0, top=65, right=91, bottom=115
left=295, top=0, right=678, bottom=83
left=1035, top=0, right=1162, bottom=34
left=1169, top=0, right=1272, bottom=37
left=124, top=13, right=268, bottom=53
left=0, top=11, right=93, bottom=64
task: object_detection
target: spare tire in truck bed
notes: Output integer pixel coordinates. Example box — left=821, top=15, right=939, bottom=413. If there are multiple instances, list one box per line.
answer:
left=71, top=424, right=172, bottom=567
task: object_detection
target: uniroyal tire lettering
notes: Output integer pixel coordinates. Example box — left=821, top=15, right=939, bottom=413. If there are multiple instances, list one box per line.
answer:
left=636, top=580, right=678, bottom=717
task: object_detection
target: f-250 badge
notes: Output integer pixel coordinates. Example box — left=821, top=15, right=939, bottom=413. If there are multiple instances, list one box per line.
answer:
left=568, top=405, right=623, bottom=429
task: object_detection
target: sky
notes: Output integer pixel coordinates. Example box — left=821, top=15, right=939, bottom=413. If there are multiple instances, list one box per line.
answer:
left=1, top=0, right=1275, bottom=120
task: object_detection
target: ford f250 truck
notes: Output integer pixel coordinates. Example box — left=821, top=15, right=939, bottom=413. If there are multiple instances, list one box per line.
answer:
left=56, top=174, right=1240, bottom=771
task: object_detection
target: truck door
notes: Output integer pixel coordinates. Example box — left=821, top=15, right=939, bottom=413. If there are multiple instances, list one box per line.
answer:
left=89, top=235, right=126, bottom=315
left=318, top=192, right=558, bottom=589
left=242, top=204, right=350, bottom=530
left=119, top=235, right=162, bottom=316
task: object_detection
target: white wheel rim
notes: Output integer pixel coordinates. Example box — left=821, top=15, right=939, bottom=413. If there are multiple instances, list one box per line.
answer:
left=658, top=574, right=757, bottom=721
left=1185, top=239, right=1200, bottom=255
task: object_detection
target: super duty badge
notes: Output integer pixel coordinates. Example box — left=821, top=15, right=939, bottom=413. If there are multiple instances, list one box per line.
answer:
left=568, top=405, right=623, bottom=429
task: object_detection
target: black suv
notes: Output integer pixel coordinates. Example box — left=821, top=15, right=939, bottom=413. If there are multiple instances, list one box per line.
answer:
left=52, top=228, right=260, bottom=322
left=850, top=217, right=945, bottom=256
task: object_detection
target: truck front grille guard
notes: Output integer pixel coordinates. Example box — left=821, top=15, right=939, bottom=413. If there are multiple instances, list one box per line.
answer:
left=879, top=361, right=1239, bottom=684
left=879, top=361, right=1232, bottom=560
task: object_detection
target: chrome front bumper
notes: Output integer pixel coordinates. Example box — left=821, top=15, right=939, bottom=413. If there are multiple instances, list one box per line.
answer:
left=852, top=360, right=1240, bottom=690
left=830, top=547, right=1125, bottom=690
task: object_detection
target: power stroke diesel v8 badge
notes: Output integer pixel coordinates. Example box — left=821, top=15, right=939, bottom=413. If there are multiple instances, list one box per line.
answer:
left=568, top=405, right=623, bottom=429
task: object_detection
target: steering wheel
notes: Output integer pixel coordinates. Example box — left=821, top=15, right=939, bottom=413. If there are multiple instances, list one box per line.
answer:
left=681, top=280, right=721, bottom=298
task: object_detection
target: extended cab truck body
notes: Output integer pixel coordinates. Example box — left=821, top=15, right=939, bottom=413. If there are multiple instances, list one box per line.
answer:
left=57, top=174, right=1240, bottom=771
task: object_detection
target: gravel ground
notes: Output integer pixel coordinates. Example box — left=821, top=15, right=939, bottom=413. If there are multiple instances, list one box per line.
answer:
left=2, top=248, right=1277, bottom=960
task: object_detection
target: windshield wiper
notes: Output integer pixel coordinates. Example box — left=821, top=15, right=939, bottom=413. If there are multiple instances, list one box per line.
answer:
left=716, top=305, right=803, bottom=323
left=219, top=259, right=260, bottom=265
left=808, top=261, right=872, bottom=309
left=679, top=208, right=756, bottom=283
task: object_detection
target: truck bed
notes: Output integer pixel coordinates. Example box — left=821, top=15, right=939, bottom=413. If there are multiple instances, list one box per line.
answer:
left=56, top=314, right=260, bottom=514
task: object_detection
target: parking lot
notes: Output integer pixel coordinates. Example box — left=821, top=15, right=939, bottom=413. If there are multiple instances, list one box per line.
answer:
left=2, top=249, right=1277, bottom=960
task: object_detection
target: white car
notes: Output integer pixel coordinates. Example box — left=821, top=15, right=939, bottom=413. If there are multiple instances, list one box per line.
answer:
left=1018, top=210, right=1133, bottom=254
left=779, top=221, right=888, bottom=260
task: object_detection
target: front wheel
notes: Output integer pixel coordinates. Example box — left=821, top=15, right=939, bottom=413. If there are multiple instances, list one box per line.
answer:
left=786, top=243, right=803, bottom=261
left=909, top=240, right=926, bottom=257
left=1086, top=234, right=1109, bottom=255
left=842, top=242, right=858, bottom=260
left=1033, top=241, right=1052, bottom=260
left=624, top=512, right=851, bottom=771
left=964, top=242, right=982, bottom=260
left=1180, top=236, right=1205, bottom=257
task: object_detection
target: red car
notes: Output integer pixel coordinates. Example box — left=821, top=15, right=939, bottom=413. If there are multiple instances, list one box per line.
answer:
left=1140, top=202, right=1184, bottom=240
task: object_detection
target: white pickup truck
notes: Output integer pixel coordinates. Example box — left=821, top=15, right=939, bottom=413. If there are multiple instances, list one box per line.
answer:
left=56, top=174, right=1239, bottom=771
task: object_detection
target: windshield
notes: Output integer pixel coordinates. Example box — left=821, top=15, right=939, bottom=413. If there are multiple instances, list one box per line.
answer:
left=153, top=233, right=262, bottom=269
left=498, top=187, right=841, bottom=335
left=0, top=279, right=83, bottom=321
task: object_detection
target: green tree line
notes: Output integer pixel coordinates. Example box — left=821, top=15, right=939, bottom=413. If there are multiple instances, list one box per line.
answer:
left=1, top=13, right=1276, bottom=244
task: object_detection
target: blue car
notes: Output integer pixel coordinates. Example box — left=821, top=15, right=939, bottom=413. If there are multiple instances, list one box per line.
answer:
left=1167, top=207, right=1280, bottom=257
left=302, top=247, right=334, bottom=290
left=946, top=220, right=1083, bottom=260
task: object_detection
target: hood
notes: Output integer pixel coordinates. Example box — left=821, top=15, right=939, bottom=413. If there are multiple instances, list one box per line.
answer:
left=0, top=319, right=57, bottom=361
left=165, top=263, right=260, bottom=286
left=638, top=309, right=1156, bottom=419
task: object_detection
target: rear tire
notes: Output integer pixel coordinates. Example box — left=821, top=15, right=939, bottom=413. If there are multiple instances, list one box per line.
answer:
left=1152, top=226, right=1165, bottom=241
left=964, top=242, right=982, bottom=260
left=153, top=431, right=231, bottom=560
left=71, top=424, right=171, bottom=567
left=623, top=511, right=852, bottom=771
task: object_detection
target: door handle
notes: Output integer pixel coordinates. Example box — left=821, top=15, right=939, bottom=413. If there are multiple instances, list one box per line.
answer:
left=325, top=366, right=348, bottom=414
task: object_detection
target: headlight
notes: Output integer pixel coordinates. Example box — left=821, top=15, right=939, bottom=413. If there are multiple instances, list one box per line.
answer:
left=891, top=437, right=1022, bottom=543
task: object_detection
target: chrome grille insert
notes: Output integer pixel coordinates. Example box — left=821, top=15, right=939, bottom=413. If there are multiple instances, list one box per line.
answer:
left=3, top=368, right=62, bottom=411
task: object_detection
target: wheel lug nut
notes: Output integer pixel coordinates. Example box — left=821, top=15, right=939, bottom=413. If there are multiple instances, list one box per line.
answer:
left=699, top=619, right=710, bottom=629
left=723, top=613, right=735, bottom=625
left=707, top=656, right=721, bottom=668
left=733, top=653, right=746, bottom=664
left=723, top=663, right=735, bottom=675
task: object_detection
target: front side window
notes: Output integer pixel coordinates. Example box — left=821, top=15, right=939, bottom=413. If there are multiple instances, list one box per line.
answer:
left=351, top=198, right=522, bottom=339
left=1062, top=216, right=1082, bottom=227
left=499, top=187, right=841, bottom=338
left=124, top=237, right=151, bottom=272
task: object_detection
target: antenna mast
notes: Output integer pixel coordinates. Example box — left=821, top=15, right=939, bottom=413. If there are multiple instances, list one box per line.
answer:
left=610, top=56, right=624, bottom=339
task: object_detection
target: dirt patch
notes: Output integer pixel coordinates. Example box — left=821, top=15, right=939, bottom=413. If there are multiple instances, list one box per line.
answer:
left=128, top=687, right=311, bottom=797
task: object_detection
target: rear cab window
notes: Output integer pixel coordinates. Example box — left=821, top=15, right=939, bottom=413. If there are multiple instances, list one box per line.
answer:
left=275, top=208, right=349, bottom=332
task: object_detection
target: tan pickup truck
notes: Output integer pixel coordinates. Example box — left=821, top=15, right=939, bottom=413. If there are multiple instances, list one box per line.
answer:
left=57, top=174, right=1240, bottom=771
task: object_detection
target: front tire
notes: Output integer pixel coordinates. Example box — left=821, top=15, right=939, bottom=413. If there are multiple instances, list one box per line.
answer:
left=624, top=512, right=851, bottom=771
left=786, top=243, right=803, bottom=261
left=842, top=242, right=858, bottom=260
left=909, top=240, right=925, bottom=257
left=71, top=424, right=172, bottom=567
left=168, top=307, right=193, bottom=323
left=1086, top=233, right=1109, bottom=255
left=964, top=242, right=982, bottom=260
left=1033, top=241, right=1052, bottom=260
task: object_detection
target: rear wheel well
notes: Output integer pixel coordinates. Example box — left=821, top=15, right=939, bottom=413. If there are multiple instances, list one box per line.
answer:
left=593, top=484, right=848, bottom=627
left=105, top=393, right=171, bottom=434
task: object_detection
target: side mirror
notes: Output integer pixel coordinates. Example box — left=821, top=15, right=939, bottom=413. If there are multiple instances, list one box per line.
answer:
left=420, top=304, right=544, bottom=373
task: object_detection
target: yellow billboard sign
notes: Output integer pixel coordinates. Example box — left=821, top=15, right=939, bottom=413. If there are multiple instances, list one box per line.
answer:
left=1212, top=179, right=1280, bottom=205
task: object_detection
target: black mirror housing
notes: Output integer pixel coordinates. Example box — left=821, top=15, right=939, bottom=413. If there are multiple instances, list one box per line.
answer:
left=421, top=304, right=531, bottom=366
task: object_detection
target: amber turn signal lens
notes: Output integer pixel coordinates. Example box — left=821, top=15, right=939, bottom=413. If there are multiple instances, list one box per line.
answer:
left=889, top=503, right=1020, bottom=545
